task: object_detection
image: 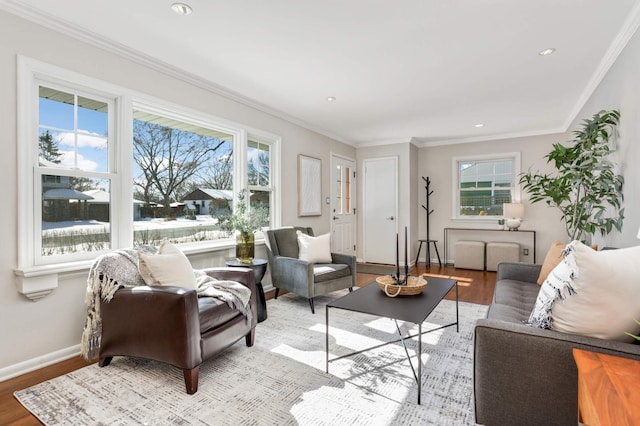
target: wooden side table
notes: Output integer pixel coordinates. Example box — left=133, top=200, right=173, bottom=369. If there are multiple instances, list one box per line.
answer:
left=225, top=258, right=268, bottom=323
left=573, top=348, right=640, bottom=426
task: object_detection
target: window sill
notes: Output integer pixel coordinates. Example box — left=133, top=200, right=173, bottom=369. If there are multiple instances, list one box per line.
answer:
left=14, top=238, right=264, bottom=301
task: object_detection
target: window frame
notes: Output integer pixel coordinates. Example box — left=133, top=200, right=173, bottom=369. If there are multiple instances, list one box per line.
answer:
left=451, top=152, right=521, bottom=222
left=246, top=134, right=277, bottom=234
left=17, top=56, right=281, bottom=283
left=18, top=57, right=125, bottom=271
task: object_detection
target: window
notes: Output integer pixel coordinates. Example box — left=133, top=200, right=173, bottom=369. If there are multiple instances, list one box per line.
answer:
left=36, top=84, right=115, bottom=263
left=334, top=164, right=352, bottom=215
left=247, top=138, right=273, bottom=233
left=18, top=57, right=280, bottom=275
left=452, top=153, right=520, bottom=219
left=131, top=108, right=237, bottom=246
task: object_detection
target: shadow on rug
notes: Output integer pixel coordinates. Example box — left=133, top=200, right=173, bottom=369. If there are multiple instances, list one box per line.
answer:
left=15, top=291, right=486, bottom=425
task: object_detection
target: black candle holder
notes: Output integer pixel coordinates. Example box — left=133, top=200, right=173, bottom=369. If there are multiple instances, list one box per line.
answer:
left=391, top=226, right=410, bottom=286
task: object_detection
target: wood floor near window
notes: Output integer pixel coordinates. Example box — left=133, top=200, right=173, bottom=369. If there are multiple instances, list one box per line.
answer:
left=0, top=264, right=495, bottom=426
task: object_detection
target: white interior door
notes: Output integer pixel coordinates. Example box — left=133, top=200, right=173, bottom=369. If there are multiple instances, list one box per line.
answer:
left=330, top=154, right=356, bottom=256
left=363, top=157, right=398, bottom=264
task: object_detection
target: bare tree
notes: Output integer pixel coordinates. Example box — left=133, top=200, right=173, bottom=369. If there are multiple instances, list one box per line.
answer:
left=248, top=150, right=270, bottom=186
left=196, top=154, right=233, bottom=190
left=133, top=120, right=227, bottom=217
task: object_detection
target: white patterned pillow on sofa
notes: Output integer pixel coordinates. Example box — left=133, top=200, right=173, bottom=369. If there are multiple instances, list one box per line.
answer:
left=528, top=241, right=640, bottom=341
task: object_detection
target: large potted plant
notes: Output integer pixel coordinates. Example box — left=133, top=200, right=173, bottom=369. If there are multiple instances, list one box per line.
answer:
left=519, top=109, right=624, bottom=243
left=218, top=189, right=269, bottom=263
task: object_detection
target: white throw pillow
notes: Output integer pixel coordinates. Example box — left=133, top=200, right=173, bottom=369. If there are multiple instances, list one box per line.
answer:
left=529, top=241, right=640, bottom=341
left=138, top=241, right=197, bottom=290
left=297, top=231, right=332, bottom=263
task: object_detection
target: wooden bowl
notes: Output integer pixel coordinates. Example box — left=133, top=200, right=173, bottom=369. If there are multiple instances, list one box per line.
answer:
left=376, top=275, right=427, bottom=297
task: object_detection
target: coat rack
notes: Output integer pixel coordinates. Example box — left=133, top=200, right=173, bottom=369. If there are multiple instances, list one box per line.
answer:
left=415, top=176, right=442, bottom=267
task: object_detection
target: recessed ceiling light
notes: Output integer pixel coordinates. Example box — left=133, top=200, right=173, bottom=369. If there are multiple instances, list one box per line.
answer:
left=326, top=96, right=337, bottom=102
left=475, top=123, right=485, bottom=128
left=538, top=48, right=556, bottom=56
left=171, top=3, right=193, bottom=15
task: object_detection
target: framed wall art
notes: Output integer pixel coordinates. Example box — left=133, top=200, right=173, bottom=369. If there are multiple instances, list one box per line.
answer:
left=298, top=154, right=322, bottom=216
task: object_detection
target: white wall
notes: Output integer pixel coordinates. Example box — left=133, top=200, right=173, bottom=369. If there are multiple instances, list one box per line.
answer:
left=418, top=134, right=568, bottom=264
left=568, top=26, right=640, bottom=250
left=0, top=11, right=354, bottom=377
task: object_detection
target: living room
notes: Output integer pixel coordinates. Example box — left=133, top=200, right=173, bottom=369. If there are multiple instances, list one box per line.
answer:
left=1, top=1, right=640, bottom=424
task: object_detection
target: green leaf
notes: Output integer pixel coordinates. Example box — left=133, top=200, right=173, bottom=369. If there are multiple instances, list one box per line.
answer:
left=520, top=109, right=624, bottom=241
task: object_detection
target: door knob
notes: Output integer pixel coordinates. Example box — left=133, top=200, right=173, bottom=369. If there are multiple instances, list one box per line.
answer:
left=333, top=216, right=339, bottom=220
left=386, top=216, right=395, bottom=220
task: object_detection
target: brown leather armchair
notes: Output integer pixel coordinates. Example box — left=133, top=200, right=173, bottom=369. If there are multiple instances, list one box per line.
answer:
left=98, top=267, right=257, bottom=395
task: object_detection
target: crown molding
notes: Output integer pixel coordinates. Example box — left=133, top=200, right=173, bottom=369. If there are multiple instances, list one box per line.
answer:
left=562, top=1, right=640, bottom=130
left=2, top=0, right=638, bottom=149
left=416, top=126, right=566, bottom=148
left=0, top=0, right=355, bottom=147
left=355, top=137, right=414, bottom=148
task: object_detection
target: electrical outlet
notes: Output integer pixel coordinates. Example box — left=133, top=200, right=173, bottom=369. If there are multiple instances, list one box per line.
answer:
left=523, top=248, right=529, bottom=256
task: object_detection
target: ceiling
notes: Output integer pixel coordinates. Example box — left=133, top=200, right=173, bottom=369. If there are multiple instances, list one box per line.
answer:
left=3, top=0, right=640, bottom=147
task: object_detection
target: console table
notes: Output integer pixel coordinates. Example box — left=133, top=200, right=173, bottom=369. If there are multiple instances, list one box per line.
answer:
left=443, top=227, right=536, bottom=265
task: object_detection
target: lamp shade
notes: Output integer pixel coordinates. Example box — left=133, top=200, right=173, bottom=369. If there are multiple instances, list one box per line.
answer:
left=504, top=203, right=525, bottom=219
left=637, top=226, right=640, bottom=239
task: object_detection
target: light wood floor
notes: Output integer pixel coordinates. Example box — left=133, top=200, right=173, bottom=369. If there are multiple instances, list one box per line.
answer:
left=0, top=264, right=495, bottom=425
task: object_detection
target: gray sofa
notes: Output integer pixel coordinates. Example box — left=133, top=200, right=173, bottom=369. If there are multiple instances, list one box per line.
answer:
left=474, top=262, right=640, bottom=426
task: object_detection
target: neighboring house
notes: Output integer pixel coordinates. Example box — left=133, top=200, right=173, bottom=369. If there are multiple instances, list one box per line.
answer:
left=182, top=188, right=232, bottom=216
left=40, top=158, right=95, bottom=222
left=81, top=189, right=146, bottom=222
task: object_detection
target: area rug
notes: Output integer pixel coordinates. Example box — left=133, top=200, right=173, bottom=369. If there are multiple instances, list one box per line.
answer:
left=15, top=290, right=486, bottom=425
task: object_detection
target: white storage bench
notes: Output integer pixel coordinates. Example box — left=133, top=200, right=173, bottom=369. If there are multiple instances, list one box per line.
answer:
left=486, top=241, right=520, bottom=271
left=454, top=240, right=485, bottom=270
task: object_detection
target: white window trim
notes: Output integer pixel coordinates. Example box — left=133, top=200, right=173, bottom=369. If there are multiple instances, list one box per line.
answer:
left=451, top=152, right=521, bottom=222
left=247, top=132, right=280, bottom=231
left=16, top=56, right=281, bottom=300
left=17, top=57, right=127, bottom=290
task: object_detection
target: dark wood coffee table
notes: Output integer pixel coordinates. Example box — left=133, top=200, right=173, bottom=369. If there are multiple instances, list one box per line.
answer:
left=325, top=276, right=458, bottom=404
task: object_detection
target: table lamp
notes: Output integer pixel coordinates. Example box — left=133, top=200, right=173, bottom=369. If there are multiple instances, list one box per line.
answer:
left=504, top=203, right=525, bottom=231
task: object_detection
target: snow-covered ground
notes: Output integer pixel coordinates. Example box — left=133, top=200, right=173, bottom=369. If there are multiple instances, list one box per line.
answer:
left=43, top=215, right=219, bottom=233
left=42, top=215, right=227, bottom=254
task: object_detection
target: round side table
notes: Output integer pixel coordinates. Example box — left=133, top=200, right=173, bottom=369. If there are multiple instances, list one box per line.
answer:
left=225, top=258, right=268, bottom=323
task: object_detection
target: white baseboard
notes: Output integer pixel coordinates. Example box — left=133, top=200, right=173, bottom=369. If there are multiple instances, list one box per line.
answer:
left=0, top=344, right=80, bottom=382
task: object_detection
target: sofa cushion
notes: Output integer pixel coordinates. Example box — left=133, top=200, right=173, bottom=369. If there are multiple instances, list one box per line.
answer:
left=529, top=241, right=640, bottom=341
left=198, top=296, right=240, bottom=333
left=486, top=303, right=532, bottom=323
left=536, top=240, right=565, bottom=284
left=297, top=231, right=332, bottom=263
left=313, top=263, right=351, bottom=283
left=487, top=279, right=539, bottom=323
left=493, top=279, right=540, bottom=311
left=138, top=241, right=197, bottom=290
left=271, top=227, right=306, bottom=258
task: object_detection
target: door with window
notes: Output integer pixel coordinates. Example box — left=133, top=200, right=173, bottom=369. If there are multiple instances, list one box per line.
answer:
left=330, top=154, right=356, bottom=255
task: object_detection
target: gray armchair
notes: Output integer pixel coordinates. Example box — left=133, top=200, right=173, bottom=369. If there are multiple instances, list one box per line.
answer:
left=265, top=227, right=356, bottom=313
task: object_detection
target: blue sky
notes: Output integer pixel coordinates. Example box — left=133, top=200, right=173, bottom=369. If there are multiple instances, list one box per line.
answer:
left=39, top=94, right=269, bottom=188
left=39, top=97, right=108, bottom=173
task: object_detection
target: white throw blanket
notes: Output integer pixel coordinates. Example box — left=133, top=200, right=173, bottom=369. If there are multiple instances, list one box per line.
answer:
left=81, top=247, right=252, bottom=360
